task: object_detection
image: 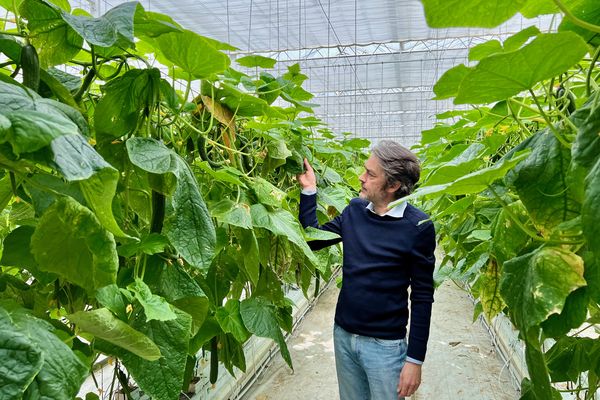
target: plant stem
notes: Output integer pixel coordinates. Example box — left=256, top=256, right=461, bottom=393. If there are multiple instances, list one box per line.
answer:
left=11, top=0, right=22, bottom=35
left=507, top=99, right=531, bottom=136
left=0, top=60, right=16, bottom=68
left=545, top=83, right=578, bottom=132
left=553, top=0, right=600, bottom=33
left=508, top=97, right=543, bottom=116
left=587, top=46, right=600, bottom=96
left=487, top=186, right=542, bottom=241
left=180, top=117, right=250, bottom=155
left=528, top=89, right=571, bottom=148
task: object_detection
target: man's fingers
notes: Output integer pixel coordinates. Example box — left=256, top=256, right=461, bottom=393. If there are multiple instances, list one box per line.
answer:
left=397, top=383, right=420, bottom=397
left=303, top=158, right=313, bottom=172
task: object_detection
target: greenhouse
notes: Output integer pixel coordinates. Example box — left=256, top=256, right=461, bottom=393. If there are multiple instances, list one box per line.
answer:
left=0, top=0, right=598, bottom=399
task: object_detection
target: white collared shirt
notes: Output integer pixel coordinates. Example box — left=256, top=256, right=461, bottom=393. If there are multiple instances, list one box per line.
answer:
left=366, top=200, right=407, bottom=218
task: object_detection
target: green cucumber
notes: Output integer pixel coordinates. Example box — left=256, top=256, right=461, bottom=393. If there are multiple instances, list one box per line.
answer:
left=210, top=336, right=219, bottom=384
left=20, top=44, right=40, bottom=92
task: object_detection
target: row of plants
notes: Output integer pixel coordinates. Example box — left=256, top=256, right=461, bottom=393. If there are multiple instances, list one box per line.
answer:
left=0, top=1, right=368, bottom=399
left=415, top=0, right=600, bottom=399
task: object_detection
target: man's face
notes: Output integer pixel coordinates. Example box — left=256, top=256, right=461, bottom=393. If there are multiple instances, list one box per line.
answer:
left=358, top=155, right=389, bottom=204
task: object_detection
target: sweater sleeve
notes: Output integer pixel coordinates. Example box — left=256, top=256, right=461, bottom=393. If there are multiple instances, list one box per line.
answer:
left=298, top=193, right=343, bottom=251
left=406, top=220, right=436, bottom=362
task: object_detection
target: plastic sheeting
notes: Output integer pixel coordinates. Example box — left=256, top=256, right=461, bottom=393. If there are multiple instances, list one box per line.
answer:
left=85, top=0, right=558, bottom=147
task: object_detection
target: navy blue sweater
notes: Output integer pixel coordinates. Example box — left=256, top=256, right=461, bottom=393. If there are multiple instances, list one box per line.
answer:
left=299, top=193, right=436, bottom=362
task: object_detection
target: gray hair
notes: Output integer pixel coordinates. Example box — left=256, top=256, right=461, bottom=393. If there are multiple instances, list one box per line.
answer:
left=371, top=140, right=421, bottom=199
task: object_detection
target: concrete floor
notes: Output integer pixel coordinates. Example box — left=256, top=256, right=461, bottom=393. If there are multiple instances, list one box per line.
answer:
left=241, top=280, right=520, bottom=400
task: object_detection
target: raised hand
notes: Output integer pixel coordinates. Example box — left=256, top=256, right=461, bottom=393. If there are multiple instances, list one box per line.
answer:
left=297, top=158, right=317, bottom=191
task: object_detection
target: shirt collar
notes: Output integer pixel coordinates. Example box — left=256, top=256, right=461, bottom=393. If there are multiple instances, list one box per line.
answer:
left=366, top=201, right=407, bottom=218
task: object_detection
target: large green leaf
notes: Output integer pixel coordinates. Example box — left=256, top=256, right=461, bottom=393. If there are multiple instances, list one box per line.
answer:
left=0, top=33, right=22, bottom=62
left=318, top=185, right=349, bottom=214
left=0, top=327, right=43, bottom=400
left=142, top=257, right=209, bottom=334
left=30, top=196, right=118, bottom=294
left=582, top=158, right=600, bottom=267
left=546, top=336, right=598, bottom=382
left=233, top=227, right=260, bottom=285
left=60, top=2, right=137, bottom=48
left=153, top=29, right=230, bottom=78
left=143, top=256, right=206, bottom=301
left=39, top=69, right=78, bottom=108
left=583, top=252, right=600, bottom=304
left=520, top=0, right=558, bottom=18
left=78, top=167, right=125, bottom=237
left=303, top=226, right=341, bottom=241
left=506, top=130, right=580, bottom=233
left=572, top=94, right=600, bottom=165
left=164, top=157, right=216, bottom=270
left=196, top=162, right=247, bottom=187
left=250, top=203, right=318, bottom=266
left=475, top=261, right=506, bottom=322
left=240, top=297, right=292, bottom=369
left=19, top=0, right=83, bottom=67
left=0, top=303, right=88, bottom=400
left=211, top=199, right=253, bottom=229
left=24, top=173, right=85, bottom=215
left=432, top=64, right=471, bottom=100
left=250, top=176, right=286, bottom=207
left=133, top=8, right=182, bottom=38
left=571, top=92, right=600, bottom=200
left=126, top=136, right=176, bottom=174
left=467, top=26, right=541, bottom=62
left=171, top=296, right=208, bottom=336
left=398, top=150, right=530, bottom=202
left=95, top=68, right=162, bottom=137
left=237, top=55, right=277, bottom=68
left=499, top=247, right=586, bottom=330
left=468, top=41, right=503, bottom=61
left=121, top=308, right=192, bottom=400
left=0, top=226, right=37, bottom=271
left=541, top=288, right=588, bottom=338
left=423, top=143, right=486, bottom=185
left=127, top=138, right=216, bottom=269
left=117, top=233, right=169, bottom=257
left=0, top=81, right=88, bottom=149
left=455, top=33, right=588, bottom=104
left=50, top=134, right=126, bottom=237
left=490, top=201, right=531, bottom=265
left=218, top=82, right=271, bottom=117
left=420, top=0, right=527, bottom=28
left=0, top=0, right=22, bottom=13
left=0, top=225, right=56, bottom=284
left=503, top=26, right=542, bottom=52
left=95, top=284, right=128, bottom=320
left=128, top=278, right=177, bottom=322
left=67, top=308, right=161, bottom=361
left=0, top=110, right=78, bottom=155
left=558, top=0, right=600, bottom=46
left=216, top=299, right=250, bottom=343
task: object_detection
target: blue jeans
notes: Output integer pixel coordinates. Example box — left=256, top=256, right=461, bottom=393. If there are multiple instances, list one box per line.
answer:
left=333, top=324, right=407, bottom=400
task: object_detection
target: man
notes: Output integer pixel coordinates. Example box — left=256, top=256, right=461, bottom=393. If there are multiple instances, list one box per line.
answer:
left=297, top=140, right=436, bottom=399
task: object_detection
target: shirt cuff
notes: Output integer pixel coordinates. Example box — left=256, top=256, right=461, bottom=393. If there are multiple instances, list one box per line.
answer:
left=301, top=188, right=317, bottom=195
left=405, top=356, right=423, bottom=365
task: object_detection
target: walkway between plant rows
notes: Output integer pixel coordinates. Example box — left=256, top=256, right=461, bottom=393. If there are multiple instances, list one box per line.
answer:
left=241, top=279, right=520, bottom=400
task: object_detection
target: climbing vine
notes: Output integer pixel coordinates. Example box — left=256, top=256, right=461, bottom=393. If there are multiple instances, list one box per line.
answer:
left=0, top=1, right=367, bottom=399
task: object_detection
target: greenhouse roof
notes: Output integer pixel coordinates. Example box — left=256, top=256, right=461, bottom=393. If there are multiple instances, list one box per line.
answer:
left=81, top=0, right=558, bottom=147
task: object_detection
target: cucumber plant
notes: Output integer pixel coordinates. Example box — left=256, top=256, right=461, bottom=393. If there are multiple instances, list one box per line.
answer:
left=0, top=1, right=367, bottom=399
left=417, top=0, right=600, bottom=398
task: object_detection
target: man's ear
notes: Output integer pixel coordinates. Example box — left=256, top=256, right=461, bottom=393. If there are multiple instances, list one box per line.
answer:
left=386, top=181, right=401, bottom=194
